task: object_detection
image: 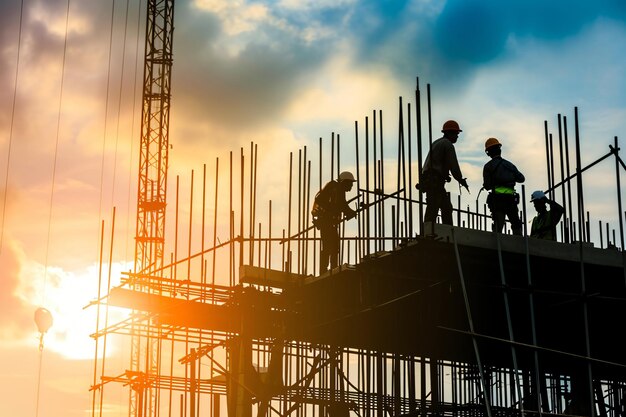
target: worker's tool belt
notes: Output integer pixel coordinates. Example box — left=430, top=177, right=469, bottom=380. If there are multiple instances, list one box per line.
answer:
left=416, top=171, right=448, bottom=193
left=487, top=191, right=520, bottom=209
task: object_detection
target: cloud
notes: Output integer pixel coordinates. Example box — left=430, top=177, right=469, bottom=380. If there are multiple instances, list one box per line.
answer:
left=0, top=239, right=32, bottom=337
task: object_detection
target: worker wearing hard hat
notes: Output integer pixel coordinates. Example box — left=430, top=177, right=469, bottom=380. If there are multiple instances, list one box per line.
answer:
left=529, top=190, right=565, bottom=240
left=311, top=171, right=358, bottom=274
left=418, top=120, right=469, bottom=226
left=482, top=137, right=525, bottom=235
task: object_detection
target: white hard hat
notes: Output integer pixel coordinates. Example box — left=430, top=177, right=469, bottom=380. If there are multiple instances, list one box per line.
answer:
left=530, top=190, right=546, bottom=202
left=339, top=171, right=356, bottom=182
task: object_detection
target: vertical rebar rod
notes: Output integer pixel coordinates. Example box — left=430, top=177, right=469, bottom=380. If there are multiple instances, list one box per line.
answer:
left=379, top=110, right=386, bottom=249
left=297, top=149, right=302, bottom=273
left=201, top=165, right=207, bottom=286
left=574, top=108, right=586, bottom=243
left=302, top=147, right=308, bottom=273
left=494, top=230, right=524, bottom=414
left=268, top=200, right=272, bottom=270
left=287, top=152, right=293, bottom=272
left=614, top=136, right=624, bottom=250
left=240, top=148, right=245, bottom=267
left=355, top=121, right=362, bottom=261
left=365, top=117, right=371, bottom=255
left=427, top=83, right=433, bottom=149
left=396, top=99, right=403, bottom=243
left=230, top=152, right=234, bottom=284
left=185, top=171, right=194, bottom=410
left=415, top=78, right=424, bottom=234
left=564, top=116, right=574, bottom=241
left=331, top=133, right=335, bottom=181
left=337, top=133, right=341, bottom=179
left=549, top=133, right=555, bottom=202
left=305, top=160, right=312, bottom=274
left=599, top=220, right=604, bottom=248
left=373, top=111, right=378, bottom=252
left=212, top=158, right=219, bottom=294
left=544, top=121, right=552, bottom=196
left=557, top=115, right=568, bottom=242
left=407, top=103, right=413, bottom=236
left=451, top=228, right=493, bottom=417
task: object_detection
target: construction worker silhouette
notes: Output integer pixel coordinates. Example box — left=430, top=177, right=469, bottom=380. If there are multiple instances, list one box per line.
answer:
left=482, top=137, right=525, bottom=235
left=529, top=190, right=565, bottom=240
left=419, top=120, right=469, bottom=226
left=312, top=171, right=357, bottom=274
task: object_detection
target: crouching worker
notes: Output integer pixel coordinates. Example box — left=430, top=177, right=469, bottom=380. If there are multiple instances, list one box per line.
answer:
left=312, top=171, right=357, bottom=274
left=530, top=190, right=565, bottom=240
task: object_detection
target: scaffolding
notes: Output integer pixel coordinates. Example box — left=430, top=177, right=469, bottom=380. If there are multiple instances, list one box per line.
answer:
left=89, top=78, right=626, bottom=417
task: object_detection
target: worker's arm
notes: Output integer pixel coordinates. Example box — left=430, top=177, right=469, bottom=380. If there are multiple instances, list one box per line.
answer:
left=446, top=144, right=464, bottom=184
left=482, top=164, right=492, bottom=190
left=547, top=199, right=565, bottom=224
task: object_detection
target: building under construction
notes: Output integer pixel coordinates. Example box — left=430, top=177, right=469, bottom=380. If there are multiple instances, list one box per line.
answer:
left=89, top=2, right=626, bottom=417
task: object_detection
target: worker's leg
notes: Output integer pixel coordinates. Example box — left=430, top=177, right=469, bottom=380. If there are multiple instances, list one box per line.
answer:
left=506, top=201, right=523, bottom=236
left=424, top=184, right=446, bottom=224
left=440, top=191, right=453, bottom=225
left=319, top=226, right=331, bottom=274
left=328, top=227, right=340, bottom=270
left=492, top=210, right=506, bottom=233
left=490, top=194, right=507, bottom=233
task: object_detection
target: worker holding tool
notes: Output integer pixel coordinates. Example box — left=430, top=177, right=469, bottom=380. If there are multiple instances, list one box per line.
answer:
left=418, top=120, right=469, bottom=226
left=482, top=137, right=525, bottom=235
left=311, top=171, right=357, bottom=274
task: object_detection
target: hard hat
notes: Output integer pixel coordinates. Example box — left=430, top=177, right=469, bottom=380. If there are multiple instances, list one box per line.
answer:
left=442, top=120, right=462, bottom=132
left=338, top=171, right=356, bottom=182
left=484, top=137, right=501, bottom=150
left=530, top=190, right=546, bottom=202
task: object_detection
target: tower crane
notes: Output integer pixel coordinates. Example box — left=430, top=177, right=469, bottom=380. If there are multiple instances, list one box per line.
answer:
left=131, top=0, right=174, bottom=416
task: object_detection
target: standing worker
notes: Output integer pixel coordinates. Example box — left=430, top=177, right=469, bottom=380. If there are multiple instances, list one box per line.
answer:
left=311, top=171, right=357, bottom=274
left=482, top=137, right=525, bottom=235
left=529, top=190, right=565, bottom=240
left=418, top=120, right=469, bottom=226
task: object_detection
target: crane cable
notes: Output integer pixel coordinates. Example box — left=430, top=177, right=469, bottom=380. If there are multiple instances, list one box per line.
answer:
left=37, top=2, right=73, bottom=417
left=0, top=0, right=25, bottom=254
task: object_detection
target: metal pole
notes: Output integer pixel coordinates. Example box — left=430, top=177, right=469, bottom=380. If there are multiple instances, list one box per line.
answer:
left=544, top=121, right=552, bottom=197
left=379, top=110, right=386, bottom=250
left=564, top=116, right=574, bottom=242
left=287, top=152, right=293, bottom=272
left=373, top=111, right=378, bottom=252
left=451, top=228, right=493, bottom=417
left=365, top=117, right=371, bottom=255
left=355, top=122, right=362, bottom=261
left=557, top=115, right=569, bottom=242
left=407, top=102, right=413, bottom=236
left=240, top=148, right=245, bottom=267
left=416, top=78, right=424, bottom=234
left=549, top=133, right=555, bottom=202
left=614, top=136, right=624, bottom=250
left=574, top=107, right=586, bottom=242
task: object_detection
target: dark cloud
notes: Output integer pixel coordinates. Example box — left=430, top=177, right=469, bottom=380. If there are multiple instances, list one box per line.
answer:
left=171, top=3, right=330, bottom=140
left=341, top=0, right=626, bottom=93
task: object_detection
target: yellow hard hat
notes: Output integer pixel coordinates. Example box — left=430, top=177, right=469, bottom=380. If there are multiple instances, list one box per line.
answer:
left=442, top=120, right=462, bottom=132
left=485, top=137, right=501, bottom=150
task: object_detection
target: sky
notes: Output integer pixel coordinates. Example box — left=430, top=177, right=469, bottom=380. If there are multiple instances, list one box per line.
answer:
left=1, top=0, right=625, bottom=416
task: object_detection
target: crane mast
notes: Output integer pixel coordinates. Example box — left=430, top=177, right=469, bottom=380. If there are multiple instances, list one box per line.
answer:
left=132, top=0, right=175, bottom=416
